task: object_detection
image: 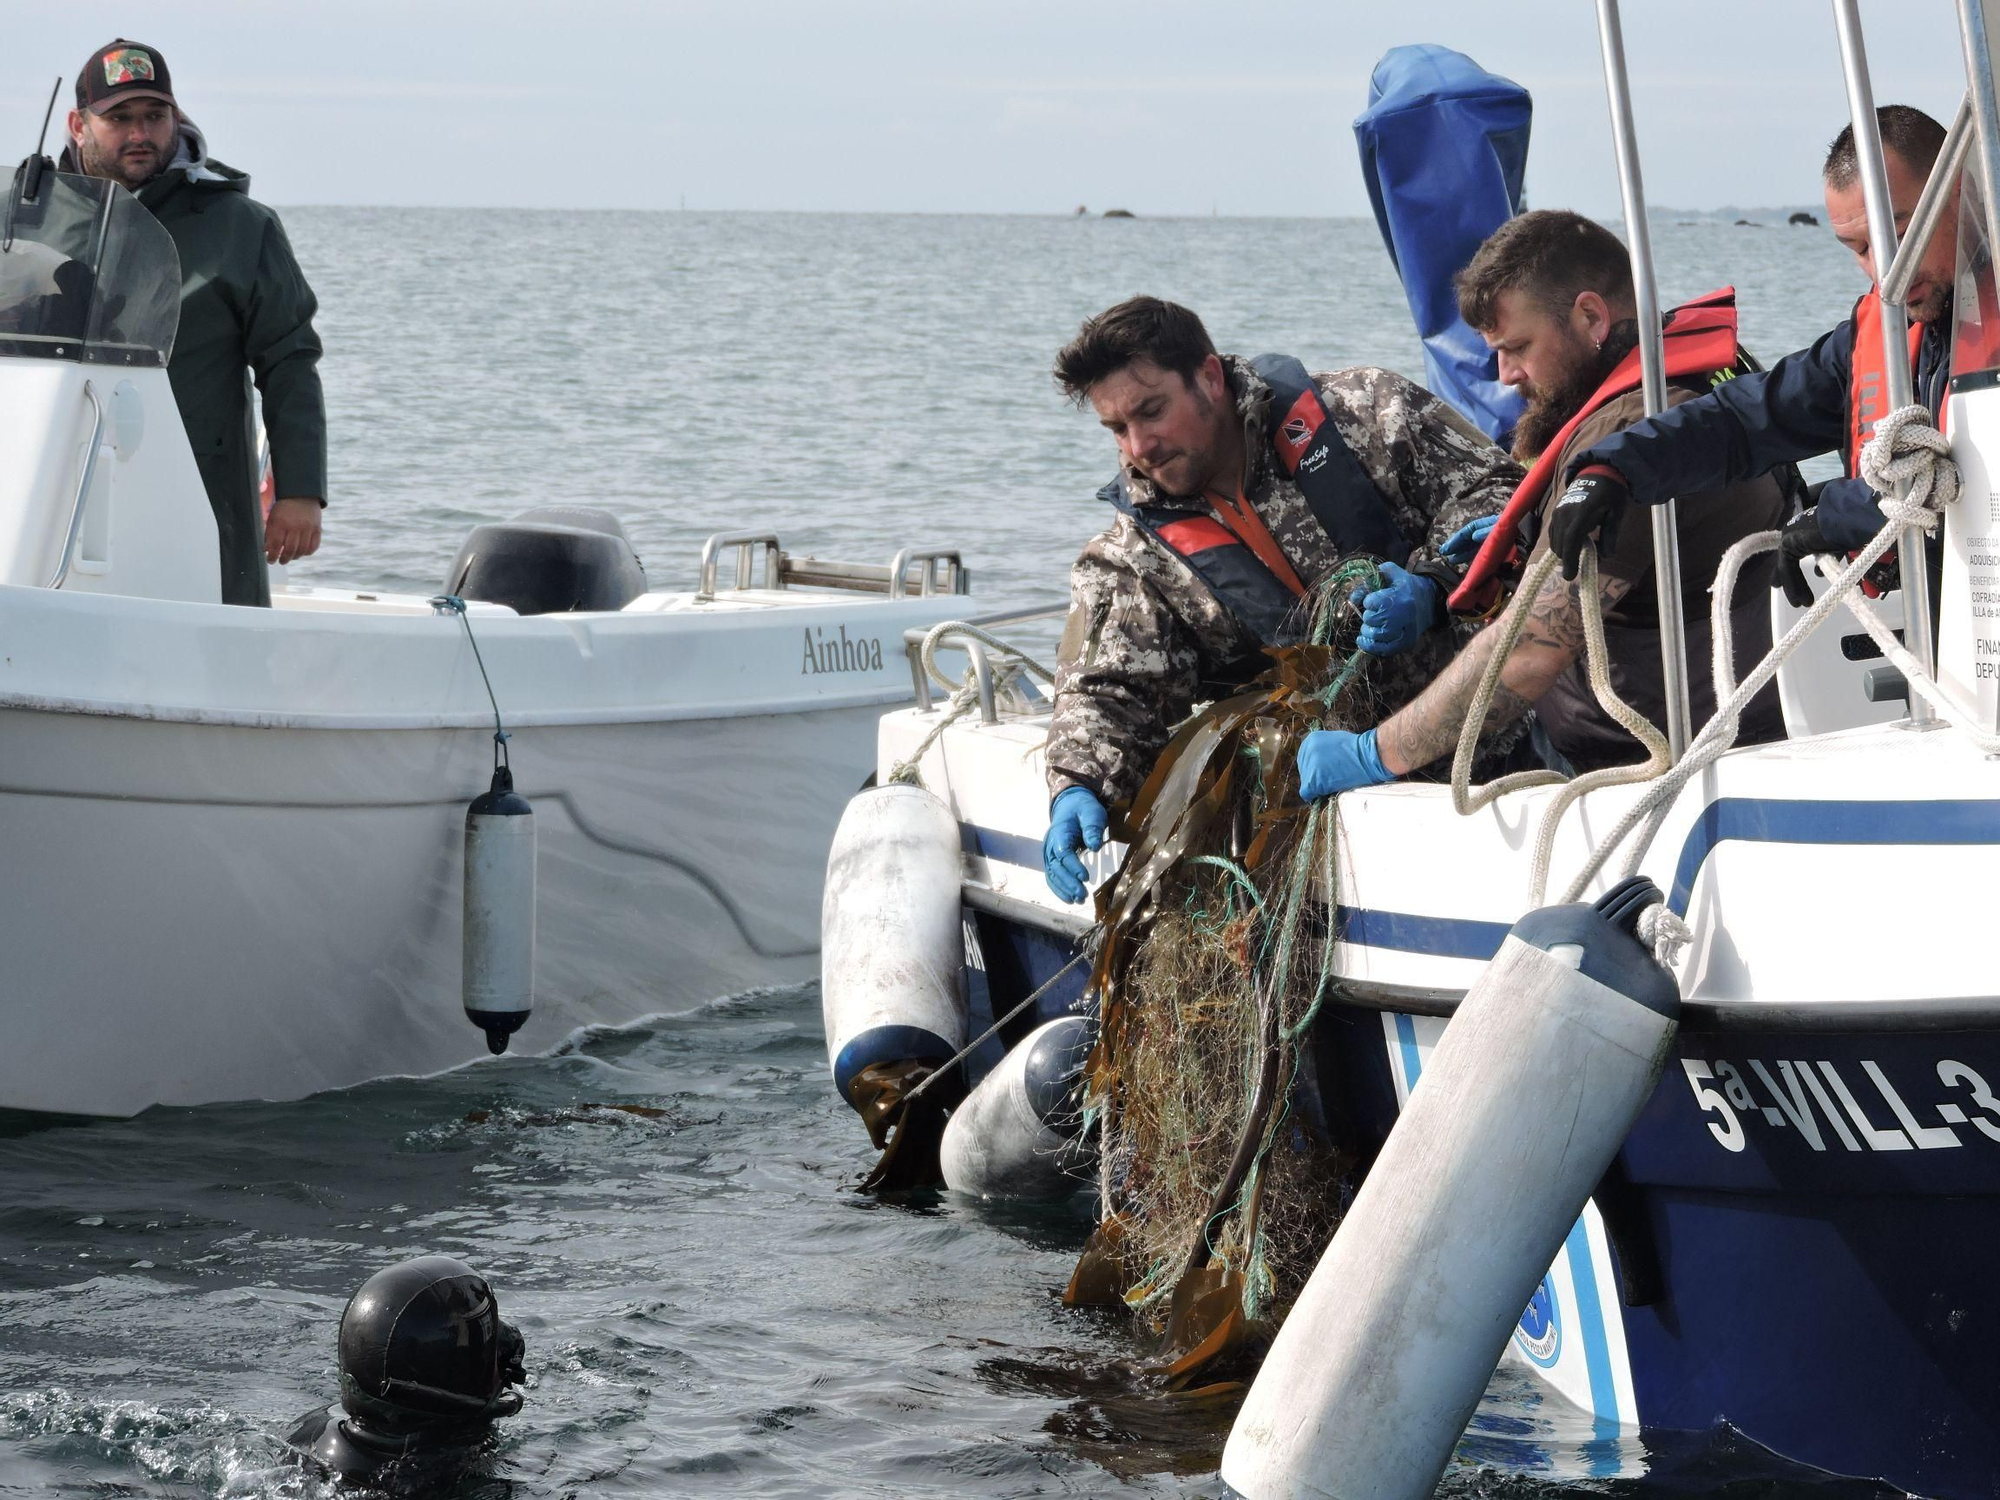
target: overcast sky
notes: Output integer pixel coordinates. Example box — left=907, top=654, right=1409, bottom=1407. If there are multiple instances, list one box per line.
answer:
left=5, top=1, right=1970, bottom=215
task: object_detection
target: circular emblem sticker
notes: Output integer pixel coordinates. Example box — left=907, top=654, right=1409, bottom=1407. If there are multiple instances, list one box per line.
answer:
left=1515, top=1274, right=1562, bottom=1367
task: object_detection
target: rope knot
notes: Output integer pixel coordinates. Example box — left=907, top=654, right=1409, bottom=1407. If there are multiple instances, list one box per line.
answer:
left=1860, top=404, right=1958, bottom=531
left=1636, top=902, right=1692, bottom=970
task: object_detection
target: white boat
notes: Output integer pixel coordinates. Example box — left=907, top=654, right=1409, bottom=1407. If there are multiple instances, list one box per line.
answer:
left=0, top=163, right=974, bottom=1117
left=818, top=5, right=2000, bottom=1495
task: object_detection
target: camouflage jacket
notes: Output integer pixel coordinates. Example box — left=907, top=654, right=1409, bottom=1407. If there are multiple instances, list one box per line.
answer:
left=1046, top=357, right=1524, bottom=806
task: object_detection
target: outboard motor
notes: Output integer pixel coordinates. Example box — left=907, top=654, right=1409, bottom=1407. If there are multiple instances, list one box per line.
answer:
left=940, top=1013, right=1095, bottom=1199
left=1222, top=878, right=1680, bottom=1500
left=821, top=782, right=970, bottom=1184
left=286, top=1255, right=527, bottom=1483
left=444, top=506, right=646, bottom=615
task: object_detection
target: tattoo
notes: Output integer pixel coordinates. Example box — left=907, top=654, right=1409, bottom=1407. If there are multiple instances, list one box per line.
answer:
left=1517, top=570, right=1587, bottom=657
left=1377, top=569, right=1634, bottom=775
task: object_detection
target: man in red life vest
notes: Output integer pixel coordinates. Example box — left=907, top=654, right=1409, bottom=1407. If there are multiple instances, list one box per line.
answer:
left=1296, top=211, right=1788, bottom=800
left=1040, top=297, right=1522, bottom=901
left=1545, top=106, right=1955, bottom=605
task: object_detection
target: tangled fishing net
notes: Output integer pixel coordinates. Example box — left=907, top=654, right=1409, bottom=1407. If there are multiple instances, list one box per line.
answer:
left=1063, top=559, right=1402, bottom=1384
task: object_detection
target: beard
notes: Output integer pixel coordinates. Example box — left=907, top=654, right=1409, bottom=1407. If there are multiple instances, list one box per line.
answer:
left=1134, top=382, right=1224, bottom=497
left=1908, top=279, right=1952, bottom=327
left=77, top=127, right=170, bottom=189
left=1509, top=320, right=1640, bottom=463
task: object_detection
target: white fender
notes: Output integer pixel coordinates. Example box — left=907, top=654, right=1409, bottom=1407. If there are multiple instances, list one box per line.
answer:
left=463, top=771, right=535, bottom=1056
left=940, top=1013, right=1094, bottom=1199
left=1221, top=886, right=1679, bottom=1500
left=821, top=783, right=969, bottom=1106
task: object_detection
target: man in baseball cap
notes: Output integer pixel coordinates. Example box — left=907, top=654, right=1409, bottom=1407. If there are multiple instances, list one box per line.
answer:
left=60, top=39, right=328, bottom=605
left=67, top=40, right=179, bottom=190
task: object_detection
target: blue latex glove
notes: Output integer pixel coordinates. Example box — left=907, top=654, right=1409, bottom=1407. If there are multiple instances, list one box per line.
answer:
left=1043, top=785, right=1109, bottom=903
left=1351, top=562, right=1441, bottom=656
left=1298, top=728, right=1394, bottom=802
left=1439, top=513, right=1501, bottom=567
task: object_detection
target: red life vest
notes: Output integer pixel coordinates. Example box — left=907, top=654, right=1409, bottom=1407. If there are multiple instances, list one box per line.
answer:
left=1448, top=288, right=1743, bottom=616
left=1847, top=287, right=1928, bottom=476
left=1105, top=354, right=1412, bottom=648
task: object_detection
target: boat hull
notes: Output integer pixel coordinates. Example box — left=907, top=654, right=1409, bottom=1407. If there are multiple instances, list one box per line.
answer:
left=1314, top=1002, right=2000, bottom=1500
left=0, top=697, right=882, bottom=1115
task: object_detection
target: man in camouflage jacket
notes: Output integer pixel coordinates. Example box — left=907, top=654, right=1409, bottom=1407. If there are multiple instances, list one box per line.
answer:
left=1042, top=297, right=1522, bottom=902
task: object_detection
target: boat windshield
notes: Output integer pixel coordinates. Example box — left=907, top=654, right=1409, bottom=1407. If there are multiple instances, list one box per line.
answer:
left=1951, top=165, right=2000, bottom=384
left=0, top=165, right=179, bottom=367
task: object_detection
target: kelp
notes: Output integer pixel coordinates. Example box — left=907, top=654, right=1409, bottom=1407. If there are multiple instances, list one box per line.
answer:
left=1064, top=562, right=1384, bottom=1382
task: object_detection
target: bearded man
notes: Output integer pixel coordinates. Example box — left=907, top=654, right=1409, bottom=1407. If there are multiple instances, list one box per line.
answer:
left=61, top=38, right=326, bottom=606
left=1546, top=106, right=1954, bottom=607
left=1294, top=209, right=1788, bottom=801
left=1040, top=296, right=1521, bottom=902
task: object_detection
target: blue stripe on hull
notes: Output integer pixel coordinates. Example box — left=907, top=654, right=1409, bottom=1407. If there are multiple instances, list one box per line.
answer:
left=1326, top=795, right=2000, bottom=962
left=1665, top=797, right=2000, bottom=911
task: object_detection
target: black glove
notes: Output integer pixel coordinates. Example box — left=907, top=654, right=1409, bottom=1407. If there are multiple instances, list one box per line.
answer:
left=1774, top=509, right=1830, bottom=609
left=1547, top=465, right=1632, bottom=581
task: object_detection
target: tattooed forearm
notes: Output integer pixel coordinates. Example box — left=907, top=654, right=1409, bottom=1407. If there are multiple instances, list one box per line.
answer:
left=1376, top=626, right=1536, bottom=774
left=1375, top=568, right=1632, bottom=775
left=1517, top=570, right=1587, bottom=656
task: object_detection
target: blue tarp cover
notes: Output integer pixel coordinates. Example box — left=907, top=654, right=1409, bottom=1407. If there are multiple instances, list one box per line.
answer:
left=1355, top=44, right=1530, bottom=444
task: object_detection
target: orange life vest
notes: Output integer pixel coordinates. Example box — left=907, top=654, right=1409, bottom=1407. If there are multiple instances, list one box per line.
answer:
left=1847, top=288, right=1928, bottom=476
left=1448, top=288, right=1743, bottom=616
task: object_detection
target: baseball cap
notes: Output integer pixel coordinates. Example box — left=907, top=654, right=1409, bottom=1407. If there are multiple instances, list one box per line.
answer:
left=75, top=40, right=175, bottom=113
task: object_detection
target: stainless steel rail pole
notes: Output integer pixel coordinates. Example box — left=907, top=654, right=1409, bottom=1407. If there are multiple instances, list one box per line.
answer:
left=1957, top=1, right=2000, bottom=291
left=1833, top=0, right=1939, bottom=728
left=1879, top=95, right=1971, bottom=308
left=1596, top=0, right=1691, bottom=758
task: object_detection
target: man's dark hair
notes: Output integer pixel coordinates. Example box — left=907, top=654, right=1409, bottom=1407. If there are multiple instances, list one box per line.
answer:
left=1454, top=210, right=1635, bottom=331
left=1824, top=105, right=1947, bottom=188
left=1054, top=296, right=1216, bottom=404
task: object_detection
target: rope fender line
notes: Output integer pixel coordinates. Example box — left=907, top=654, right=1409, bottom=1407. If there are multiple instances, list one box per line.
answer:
left=1549, top=402, right=1961, bottom=913
left=1432, top=400, right=1962, bottom=923
left=889, top=621, right=1058, bottom=788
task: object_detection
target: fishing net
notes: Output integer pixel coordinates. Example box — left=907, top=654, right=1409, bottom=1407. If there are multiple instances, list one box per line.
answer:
left=1064, top=560, right=1390, bottom=1384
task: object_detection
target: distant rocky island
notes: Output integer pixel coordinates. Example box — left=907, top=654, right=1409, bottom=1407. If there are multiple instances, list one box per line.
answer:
left=1654, top=204, right=1829, bottom=227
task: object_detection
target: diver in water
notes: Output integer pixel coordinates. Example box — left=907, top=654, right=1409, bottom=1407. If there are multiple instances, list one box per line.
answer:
left=287, top=1254, right=527, bottom=1484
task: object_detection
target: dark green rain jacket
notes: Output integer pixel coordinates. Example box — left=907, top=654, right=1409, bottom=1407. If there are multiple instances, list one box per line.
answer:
left=64, top=124, right=326, bottom=605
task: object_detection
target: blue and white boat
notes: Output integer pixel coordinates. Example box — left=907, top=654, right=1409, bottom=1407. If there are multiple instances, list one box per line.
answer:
left=821, top=5, right=2000, bottom=1496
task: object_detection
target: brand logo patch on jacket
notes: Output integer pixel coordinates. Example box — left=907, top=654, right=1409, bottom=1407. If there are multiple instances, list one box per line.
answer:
left=103, top=48, right=157, bottom=86
left=1280, top=415, right=1315, bottom=451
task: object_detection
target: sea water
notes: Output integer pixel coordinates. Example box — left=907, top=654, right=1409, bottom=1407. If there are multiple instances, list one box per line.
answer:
left=0, top=209, right=1904, bottom=1497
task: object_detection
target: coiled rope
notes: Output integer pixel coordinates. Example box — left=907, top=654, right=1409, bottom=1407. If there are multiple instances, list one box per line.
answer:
left=1444, top=402, right=1961, bottom=939
left=888, top=621, right=1057, bottom=787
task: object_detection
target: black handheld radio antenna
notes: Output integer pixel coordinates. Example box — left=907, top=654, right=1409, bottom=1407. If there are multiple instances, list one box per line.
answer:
left=23, top=76, right=62, bottom=203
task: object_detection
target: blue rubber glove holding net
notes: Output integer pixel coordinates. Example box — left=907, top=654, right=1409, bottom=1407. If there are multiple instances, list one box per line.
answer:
left=1043, top=785, right=1108, bottom=903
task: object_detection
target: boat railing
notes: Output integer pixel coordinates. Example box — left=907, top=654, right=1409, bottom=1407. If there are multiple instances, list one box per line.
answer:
left=45, top=378, right=103, bottom=589
left=1597, top=0, right=1692, bottom=757
left=695, top=531, right=969, bottom=602
left=900, top=601, right=1066, bottom=720
left=1833, top=0, right=1942, bottom=723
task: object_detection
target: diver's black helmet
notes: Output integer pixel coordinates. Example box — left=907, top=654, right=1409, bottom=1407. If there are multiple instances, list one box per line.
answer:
left=338, top=1254, right=526, bottom=1433
left=288, top=1255, right=526, bottom=1481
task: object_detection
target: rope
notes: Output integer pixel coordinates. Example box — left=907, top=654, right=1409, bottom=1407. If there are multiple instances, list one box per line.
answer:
left=1445, top=550, right=1671, bottom=905
left=1636, top=902, right=1693, bottom=969
left=919, top=619, right=1056, bottom=694
left=1186, top=854, right=1266, bottom=910
left=886, top=676, right=982, bottom=787
left=1434, top=401, right=1960, bottom=923
left=900, top=943, right=1096, bottom=1106
left=431, top=594, right=510, bottom=771
left=889, top=621, right=1058, bottom=787
left=1552, top=402, right=1959, bottom=906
